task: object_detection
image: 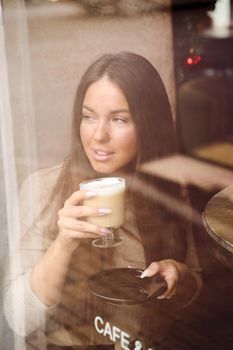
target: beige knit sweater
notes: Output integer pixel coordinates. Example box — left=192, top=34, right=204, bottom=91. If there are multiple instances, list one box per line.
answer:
left=3, top=164, right=202, bottom=347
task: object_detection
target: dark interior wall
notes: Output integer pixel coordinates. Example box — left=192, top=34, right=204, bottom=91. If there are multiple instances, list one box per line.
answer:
left=171, top=2, right=233, bottom=349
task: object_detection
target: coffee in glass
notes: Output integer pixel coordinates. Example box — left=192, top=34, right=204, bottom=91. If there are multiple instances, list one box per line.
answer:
left=79, top=177, right=125, bottom=248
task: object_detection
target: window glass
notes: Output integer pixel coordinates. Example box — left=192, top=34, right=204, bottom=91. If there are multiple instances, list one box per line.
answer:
left=1, top=1, right=233, bottom=350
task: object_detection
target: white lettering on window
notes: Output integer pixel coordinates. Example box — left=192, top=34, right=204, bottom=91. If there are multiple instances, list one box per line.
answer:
left=103, top=321, right=113, bottom=341
left=112, top=326, right=121, bottom=342
left=93, top=315, right=133, bottom=350
left=121, top=330, right=131, bottom=350
left=94, top=316, right=104, bottom=334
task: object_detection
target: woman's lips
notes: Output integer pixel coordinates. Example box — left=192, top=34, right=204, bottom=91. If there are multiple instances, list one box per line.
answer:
left=92, top=149, right=114, bottom=162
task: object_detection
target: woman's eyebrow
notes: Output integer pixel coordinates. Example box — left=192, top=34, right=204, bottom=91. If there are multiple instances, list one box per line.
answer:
left=82, top=105, right=130, bottom=115
left=82, top=105, right=95, bottom=113
left=111, top=109, right=130, bottom=114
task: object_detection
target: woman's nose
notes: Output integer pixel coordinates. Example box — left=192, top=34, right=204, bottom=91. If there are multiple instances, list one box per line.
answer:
left=93, top=121, right=110, bottom=142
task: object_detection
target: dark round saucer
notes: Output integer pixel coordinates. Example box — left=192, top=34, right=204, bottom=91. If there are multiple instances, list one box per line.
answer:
left=88, top=268, right=167, bottom=305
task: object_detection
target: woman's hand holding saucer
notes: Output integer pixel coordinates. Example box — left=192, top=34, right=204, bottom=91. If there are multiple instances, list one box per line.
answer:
left=140, top=259, right=189, bottom=299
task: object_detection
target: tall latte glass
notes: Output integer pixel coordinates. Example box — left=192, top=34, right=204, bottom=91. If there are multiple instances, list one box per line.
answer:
left=79, top=177, right=125, bottom=248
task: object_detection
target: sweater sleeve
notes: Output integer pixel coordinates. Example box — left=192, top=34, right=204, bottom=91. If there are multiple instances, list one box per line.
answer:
left=3, top=166, right=60, bottom=337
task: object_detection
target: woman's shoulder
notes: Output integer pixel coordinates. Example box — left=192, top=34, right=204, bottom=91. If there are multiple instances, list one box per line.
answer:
left=18, top=164, right=64, bottom=231
left=21, top=163, right=62, bottom=189
left=19, top=163, right=63, bottom=204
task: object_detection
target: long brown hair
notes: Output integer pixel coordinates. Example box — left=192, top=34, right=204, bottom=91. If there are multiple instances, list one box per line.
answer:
left=47, top=52, right=187, bottom=262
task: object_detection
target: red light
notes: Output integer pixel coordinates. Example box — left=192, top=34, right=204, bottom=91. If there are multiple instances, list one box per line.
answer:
left=195, top=55, right=202, bottom=64
left=187, top=57, right=193, bottom=65
left=186, top=54, right=202, bottom=66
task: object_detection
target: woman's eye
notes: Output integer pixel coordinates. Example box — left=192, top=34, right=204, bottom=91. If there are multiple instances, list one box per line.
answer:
left=113, top=116, right=128, bottom=124
left=81, top=114, right=96, bottom=122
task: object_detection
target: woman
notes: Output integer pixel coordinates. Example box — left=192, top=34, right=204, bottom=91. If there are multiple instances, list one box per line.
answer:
left=3, top=52, right=202, bottom=349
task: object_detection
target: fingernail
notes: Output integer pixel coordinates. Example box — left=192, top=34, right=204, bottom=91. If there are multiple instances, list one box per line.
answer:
left=86, top=191, right=96, bottom=198
left=98, top=208, right=112, bottom=215
left=157, top=295, right=165, bottom=299
left=100, top=228, right=112, bottom=235
left=140, top=270, right=148, bottom=279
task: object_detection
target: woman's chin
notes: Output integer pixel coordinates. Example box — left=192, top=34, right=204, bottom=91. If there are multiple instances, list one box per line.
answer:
left=91, top=164, right=115, bottom=175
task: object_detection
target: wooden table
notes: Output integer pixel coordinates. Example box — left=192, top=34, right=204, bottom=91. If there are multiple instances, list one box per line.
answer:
left=202, top=185, right=233, bottom=270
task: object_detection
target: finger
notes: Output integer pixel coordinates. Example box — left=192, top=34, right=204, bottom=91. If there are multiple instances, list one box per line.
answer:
left=162, top=284, right=177, bottom=299
left=60, top=205, right=111, bottom=219
left=165, top=287, right=177, bottom=299
left=66, top=229, right=102, bottom=239
left=58, top=217, right=109, bottom=236
left=140, top=261, right=160, bottom=278
left=65, top=190, right=96, bottom=206
left=157, top=275, right=178, bottom=299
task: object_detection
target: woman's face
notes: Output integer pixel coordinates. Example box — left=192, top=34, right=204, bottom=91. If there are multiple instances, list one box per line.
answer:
left=80, top=76, right=138, bottom=174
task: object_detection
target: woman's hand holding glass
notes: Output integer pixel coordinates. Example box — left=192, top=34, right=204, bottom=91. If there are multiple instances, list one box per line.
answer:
left=57, top=190, right=110, bottom=251
left=29, top=189, right=110, bottom=308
